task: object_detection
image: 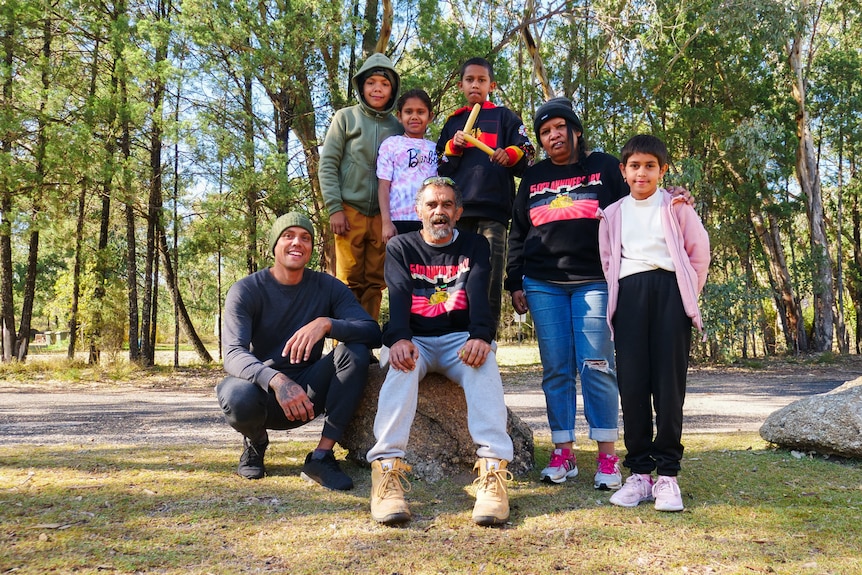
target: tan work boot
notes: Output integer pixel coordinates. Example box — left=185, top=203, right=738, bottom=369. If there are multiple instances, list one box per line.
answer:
left=370, top=458, right=412, bottom=525
left=471, top=458, right=513, bottom=526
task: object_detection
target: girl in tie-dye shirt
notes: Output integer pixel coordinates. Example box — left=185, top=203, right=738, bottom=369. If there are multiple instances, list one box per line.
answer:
left=377, top=89, right=438, bottom=242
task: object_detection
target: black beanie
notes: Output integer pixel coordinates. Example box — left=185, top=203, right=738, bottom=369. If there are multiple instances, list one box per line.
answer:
left=533, top=97, right=583, bottom=142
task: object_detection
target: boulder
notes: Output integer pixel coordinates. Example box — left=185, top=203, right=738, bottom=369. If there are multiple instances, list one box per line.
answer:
left=340, top=364, right=535, bottom=482
left=759, top=377, right=862, bottom=458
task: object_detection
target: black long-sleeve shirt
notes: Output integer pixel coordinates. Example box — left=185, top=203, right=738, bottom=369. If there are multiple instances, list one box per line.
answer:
left=222, top=268, right=382, bottom=391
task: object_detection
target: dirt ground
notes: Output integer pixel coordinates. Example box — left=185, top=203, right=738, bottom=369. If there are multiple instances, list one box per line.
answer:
left=2, top=353, right=862, bottom=446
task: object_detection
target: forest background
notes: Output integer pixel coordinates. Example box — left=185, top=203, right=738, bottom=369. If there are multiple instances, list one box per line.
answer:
left=0, top=0, right=860, bottom=367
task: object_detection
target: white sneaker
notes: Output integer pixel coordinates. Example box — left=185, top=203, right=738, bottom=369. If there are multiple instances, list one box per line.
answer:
left=653, top=475, right=684, bottom=512
left=540, top=448, right=578, bottom=484
left=594, top=453, right=622, bottom=490
left=609, top=473, right=654, bottom=507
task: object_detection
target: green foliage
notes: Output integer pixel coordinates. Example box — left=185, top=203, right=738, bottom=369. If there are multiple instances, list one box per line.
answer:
left=700, top=272, right=773, bottom=360
left=1, top=0, right=860, bottom=364
left=51, top=267, right=130, bottom=359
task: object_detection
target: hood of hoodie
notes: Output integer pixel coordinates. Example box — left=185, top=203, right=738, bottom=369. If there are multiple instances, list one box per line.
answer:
left=352, top=52, right=400, bottom=118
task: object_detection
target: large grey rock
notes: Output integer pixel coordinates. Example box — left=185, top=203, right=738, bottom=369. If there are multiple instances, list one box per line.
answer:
left=759, top=377, right=862, bottom=458
left=341, top=365, right=535, bottom=482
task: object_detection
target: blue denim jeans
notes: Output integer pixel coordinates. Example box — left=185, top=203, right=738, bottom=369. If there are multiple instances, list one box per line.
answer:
left=523, top=277, right=619, bottom=444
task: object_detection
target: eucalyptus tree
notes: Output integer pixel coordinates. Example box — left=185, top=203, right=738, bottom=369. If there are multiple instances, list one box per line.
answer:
left=787, top=0, right=836, bottom=351
left=652, top=0, right=809, bottom=356
left=110, top=0, right=145, bottom=363
left=405, top=0, right=543, bottom=118
left=90, top=0, right=213, bottom=365
left=136, top=0, right=176, bottom=365
left=179, top=191, right=247, bottom=359
left=809, top=0, right=862, bottom=352
left=178, top=45, right=262, bottom=279
left=180, top=2, right=269, bottom=274
left=67, top=0, right=173, bottom=364
left=646, top=0, right=819, bottom=356
left=13, top=10, right=51, bottom=361
left=66, top=3, right=108, bottom=359
left=82, top=0, right=126, bottom=364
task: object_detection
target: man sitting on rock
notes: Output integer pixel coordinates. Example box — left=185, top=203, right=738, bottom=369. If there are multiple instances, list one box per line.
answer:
left=217, top=212, right=381, bottom=490
left=366, top=177, right=514, bottom=526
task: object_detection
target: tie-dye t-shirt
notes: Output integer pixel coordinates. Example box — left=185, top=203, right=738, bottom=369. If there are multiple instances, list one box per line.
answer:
left=377, top=135, right=438, bottom=221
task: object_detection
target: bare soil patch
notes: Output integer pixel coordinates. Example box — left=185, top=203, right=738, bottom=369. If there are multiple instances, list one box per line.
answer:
left=2, top=351, right=861, bottom=446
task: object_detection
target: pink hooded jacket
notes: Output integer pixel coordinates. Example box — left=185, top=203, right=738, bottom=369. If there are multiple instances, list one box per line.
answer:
left=597, top=189, right=711, bottom=339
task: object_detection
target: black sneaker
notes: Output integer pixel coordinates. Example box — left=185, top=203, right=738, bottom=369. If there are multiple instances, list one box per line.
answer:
left=237, top=437, right=268, bottom=479
left=300, top=451, right=354, bottom=491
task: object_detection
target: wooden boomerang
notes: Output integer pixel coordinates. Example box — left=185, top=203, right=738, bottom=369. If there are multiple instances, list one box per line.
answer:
left=462, top=132, right=495, bottom=156
left=463, top=103, right=481, bottom=134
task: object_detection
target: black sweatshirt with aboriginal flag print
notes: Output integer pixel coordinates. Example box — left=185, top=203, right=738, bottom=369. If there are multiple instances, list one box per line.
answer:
left=383, top=230, right=494, bottom=346
left=505, top=152, right=628, bottom=293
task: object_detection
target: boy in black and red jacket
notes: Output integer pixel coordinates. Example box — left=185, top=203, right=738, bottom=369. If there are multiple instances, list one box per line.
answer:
left=436, top=57, right=534, bottom=335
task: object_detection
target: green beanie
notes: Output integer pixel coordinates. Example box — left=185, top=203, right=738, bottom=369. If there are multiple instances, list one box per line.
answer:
left=269, top=212, right=315, bottom=255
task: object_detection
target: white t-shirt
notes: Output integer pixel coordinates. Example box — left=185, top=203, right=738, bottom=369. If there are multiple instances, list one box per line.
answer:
left=619, top=191, right=675, bottom=280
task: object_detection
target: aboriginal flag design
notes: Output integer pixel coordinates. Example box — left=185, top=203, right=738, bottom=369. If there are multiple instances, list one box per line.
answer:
left=408, top=260, right=471, bottom=318
left=529, top=184, right=601, bottom=227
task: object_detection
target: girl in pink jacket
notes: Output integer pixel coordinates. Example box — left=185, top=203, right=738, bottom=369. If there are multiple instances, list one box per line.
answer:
left=598, top=135, right=710, bottom=512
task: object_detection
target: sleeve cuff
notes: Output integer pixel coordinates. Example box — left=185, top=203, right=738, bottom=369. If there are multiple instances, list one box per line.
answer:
left=504, top=146, right=523, bottom=166
left=445, top=140, right=463, bottom=156
left=257, top=366, right=281, bottom=392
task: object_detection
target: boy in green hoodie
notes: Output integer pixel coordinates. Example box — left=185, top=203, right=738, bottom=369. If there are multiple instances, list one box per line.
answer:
left=319, top=53, right=402, bottom=324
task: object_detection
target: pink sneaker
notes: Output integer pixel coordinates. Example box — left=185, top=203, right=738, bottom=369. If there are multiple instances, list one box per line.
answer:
left=540, top=448, right=578, bottom=484
left=594, top=452, right=622, bottom=490
left=609, top=473, right=654, bottom=507
left=653, top=475, right=684, bottom=512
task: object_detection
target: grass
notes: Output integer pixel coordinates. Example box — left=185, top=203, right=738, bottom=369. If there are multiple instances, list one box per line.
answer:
left=3, top=348, right=862, bottom=573
left=0, top=356, right=161, bottom=384
left=2, top=435, right=861, bottom=575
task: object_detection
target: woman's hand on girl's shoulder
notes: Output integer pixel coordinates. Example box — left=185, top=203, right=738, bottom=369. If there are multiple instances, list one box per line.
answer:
left=667, top=186, right=694, bottom=206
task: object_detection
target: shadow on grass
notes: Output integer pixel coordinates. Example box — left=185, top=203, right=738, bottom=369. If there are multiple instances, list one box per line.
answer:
left=2, top=435, right=861, bottom=574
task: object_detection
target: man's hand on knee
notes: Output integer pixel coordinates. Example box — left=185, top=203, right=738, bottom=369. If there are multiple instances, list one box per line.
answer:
left=458, top=339, right=491, bottom=368
left=389, top=339, right=418, bottom=372
left=270, top=374, right=315, bottom=422
left=282, top=317, right=332, bottom=364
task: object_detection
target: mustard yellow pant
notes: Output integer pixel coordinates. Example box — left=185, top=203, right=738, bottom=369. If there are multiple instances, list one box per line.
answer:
left=334, top=204, right=385, bottom=321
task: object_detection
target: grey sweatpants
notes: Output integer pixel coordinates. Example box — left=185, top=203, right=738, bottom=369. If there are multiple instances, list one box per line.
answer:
left=366, top=332, right=513, bottom=463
